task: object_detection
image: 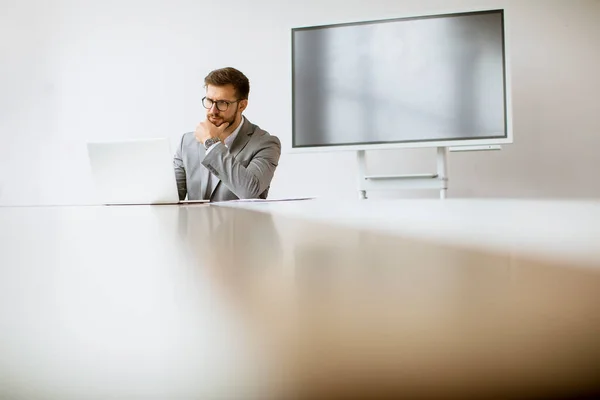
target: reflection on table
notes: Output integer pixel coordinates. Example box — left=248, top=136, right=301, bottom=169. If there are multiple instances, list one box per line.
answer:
left=0, top=200, right=598, bottom=399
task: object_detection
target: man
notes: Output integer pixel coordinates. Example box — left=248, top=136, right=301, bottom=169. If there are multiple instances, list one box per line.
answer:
left=173, top=67, right=281, bottom=201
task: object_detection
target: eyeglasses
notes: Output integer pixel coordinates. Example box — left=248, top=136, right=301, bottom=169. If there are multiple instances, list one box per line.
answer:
left=202, top=96, right=240, bottom=112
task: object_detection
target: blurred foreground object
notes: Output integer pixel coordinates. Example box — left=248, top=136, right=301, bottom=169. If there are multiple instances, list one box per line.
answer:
left=0, top=200, right=599, bottom=399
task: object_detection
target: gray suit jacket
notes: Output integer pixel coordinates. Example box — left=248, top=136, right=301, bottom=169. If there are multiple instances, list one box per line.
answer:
left=173, top=118, right=281, bottom=201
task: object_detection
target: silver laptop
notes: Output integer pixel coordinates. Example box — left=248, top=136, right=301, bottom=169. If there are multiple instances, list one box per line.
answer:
left=87, top=138, right=208, bottom=205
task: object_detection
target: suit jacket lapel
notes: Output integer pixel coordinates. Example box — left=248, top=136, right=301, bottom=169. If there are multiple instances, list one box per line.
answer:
left=198, top=142, right=212, bottom=199
left=209, top=118, right=254, bottom=200
left=229, top=118, right=253, bottom=158
left=209, top=178, right=221, bottom=201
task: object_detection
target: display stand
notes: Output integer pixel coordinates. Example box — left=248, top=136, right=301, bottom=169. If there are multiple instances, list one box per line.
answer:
left=357, top=147, right=448, bottom=199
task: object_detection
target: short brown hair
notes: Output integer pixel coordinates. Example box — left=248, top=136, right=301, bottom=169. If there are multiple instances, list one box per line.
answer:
left=204, top=67, right=250, bottom=100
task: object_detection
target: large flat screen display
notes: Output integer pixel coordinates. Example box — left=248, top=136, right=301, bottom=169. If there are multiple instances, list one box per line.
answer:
left=292, top=9, right=510, bottom=150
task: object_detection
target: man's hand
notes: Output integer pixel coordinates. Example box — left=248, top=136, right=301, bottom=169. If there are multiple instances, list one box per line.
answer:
left=194, top=120, right=230, bottom=146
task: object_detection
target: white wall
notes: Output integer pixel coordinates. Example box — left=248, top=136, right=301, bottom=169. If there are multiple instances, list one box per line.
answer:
left=1, top=0, right=599, bottom=205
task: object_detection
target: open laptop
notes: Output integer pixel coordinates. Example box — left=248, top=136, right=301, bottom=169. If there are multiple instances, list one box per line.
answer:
left=87, top=138, right=208, bottom=205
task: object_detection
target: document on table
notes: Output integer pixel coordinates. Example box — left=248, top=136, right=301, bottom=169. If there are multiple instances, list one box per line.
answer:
left=216, top=197, right=316, bottom=203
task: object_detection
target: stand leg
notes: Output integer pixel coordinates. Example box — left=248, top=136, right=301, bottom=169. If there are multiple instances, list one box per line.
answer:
left=357, top=150, right=367, bottom=200
left=436, top=147, right=448, bottom=200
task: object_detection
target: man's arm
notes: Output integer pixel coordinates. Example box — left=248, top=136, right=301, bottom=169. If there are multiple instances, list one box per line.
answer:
left=202, top=135, right=281, bottom=199
left=173, top=135, right=187, bottom=201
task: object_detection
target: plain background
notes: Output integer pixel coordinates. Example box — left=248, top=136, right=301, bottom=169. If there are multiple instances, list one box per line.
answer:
left=1, top=0, right=599, bottom=204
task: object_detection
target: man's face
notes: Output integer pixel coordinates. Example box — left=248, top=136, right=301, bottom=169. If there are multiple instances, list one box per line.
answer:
left=205, top=84, right=246, bottom=128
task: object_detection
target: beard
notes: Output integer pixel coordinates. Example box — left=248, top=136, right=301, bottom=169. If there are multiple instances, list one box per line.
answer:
left=208, top=103, right=239, bottom=128
left=208, top=113, right=236, bottom=128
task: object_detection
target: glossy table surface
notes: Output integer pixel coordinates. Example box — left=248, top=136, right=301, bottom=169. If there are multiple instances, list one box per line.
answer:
left=0, top=199, right=599, bottom=399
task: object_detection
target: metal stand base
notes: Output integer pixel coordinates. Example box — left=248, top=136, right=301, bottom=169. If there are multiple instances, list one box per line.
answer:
left=357, top=147, right=448, bottom=199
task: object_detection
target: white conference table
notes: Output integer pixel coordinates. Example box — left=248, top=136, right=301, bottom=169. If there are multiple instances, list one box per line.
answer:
left=0, top=199, right=599, bottom=399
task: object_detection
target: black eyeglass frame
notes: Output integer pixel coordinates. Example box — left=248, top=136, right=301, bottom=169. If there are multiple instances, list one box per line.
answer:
left=202, top=96, right=241, bottom=112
